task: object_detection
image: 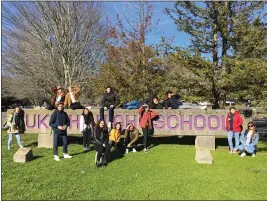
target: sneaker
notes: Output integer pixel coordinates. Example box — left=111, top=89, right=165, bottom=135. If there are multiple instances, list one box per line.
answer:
left=54, top=155, right=60, bottom=161
left=229, top=150, right=233, bottom=154
left=95, top=160, right=101, bottom=168
left=252, top=154, right=256, bottom=157
left=133, top=148, right=137, bottom=153
left=240, top=152, right=246, bottom=157
left=20, top=146, right=24, bottom=149
left=144, top=148, right=149, bottom=153
left=84, top=147, right=90, bottom=151
left=125, top=149, right=129, bottom=154
left=8, top=147, right=10, bottom=150
left=63, top=154, right=73, bottom=159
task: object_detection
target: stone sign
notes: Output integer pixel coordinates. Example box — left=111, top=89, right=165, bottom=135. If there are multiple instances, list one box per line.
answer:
left=7, top=108, right=251, bottom=136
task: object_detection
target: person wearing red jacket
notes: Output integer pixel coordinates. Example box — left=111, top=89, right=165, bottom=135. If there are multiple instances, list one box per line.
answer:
left=138, top=104, right=158, bottom=153
left=225, top=107, right=243, bottom=153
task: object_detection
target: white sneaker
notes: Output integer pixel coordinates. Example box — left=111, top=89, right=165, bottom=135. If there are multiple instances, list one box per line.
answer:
left=54, top=155, right=60, bottom=161
left=125, top=149, right=129, bottom=154
left=229, top=150, right=233, bottom=154
left=252, top=154, right=256, bottom=157
left=240, top=152, right=246, bottom=157
left=84, top=147, right=90, bottom=151
left=144, top=148, right=149, bottom=153
left=133, top=148, right=137, bottom=153
left=63, top=154, right=73, bottom=159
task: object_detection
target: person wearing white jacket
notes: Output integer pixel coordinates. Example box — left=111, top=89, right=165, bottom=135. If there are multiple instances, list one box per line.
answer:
left=79, top=108, right=95, bottom=151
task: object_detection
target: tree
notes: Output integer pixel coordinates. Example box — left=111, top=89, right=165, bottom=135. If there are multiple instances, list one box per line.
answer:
left=2, top=2, right=108, bottom=105
left=93, top=2, right=168, bottom=103
left=165, top=1, right=266, bottom=108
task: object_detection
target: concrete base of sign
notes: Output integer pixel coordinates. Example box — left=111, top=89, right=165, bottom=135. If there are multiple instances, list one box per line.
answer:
left=38, top=134, right=53, bottom=148
left=195, top=150, right=213, bottom=164
left=195, top=136, right=215, bottom=150
left=14, top=148, right=33, bottom=163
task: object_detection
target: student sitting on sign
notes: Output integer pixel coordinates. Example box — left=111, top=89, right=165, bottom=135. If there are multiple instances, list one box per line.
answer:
left=64, top=86, right=84, bottom=110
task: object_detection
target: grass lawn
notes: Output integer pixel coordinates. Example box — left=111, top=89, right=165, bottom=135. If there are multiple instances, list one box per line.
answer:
left=1, top=131, right=267, bottom=200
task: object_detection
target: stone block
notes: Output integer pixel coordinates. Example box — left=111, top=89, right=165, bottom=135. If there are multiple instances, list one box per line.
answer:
left=13, top=148, right=33, bottom=163
left=195, top=136, right=215, bottom=150
left=195, top=150, right=213, bottom=164
left=38, top=134, right=53, bottom=148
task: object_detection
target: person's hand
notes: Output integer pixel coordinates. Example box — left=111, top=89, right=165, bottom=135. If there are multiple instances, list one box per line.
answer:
left=58, top=126, right=64, bottom=130
left=244, top=146, right=248, bottom=150
left=127, top=143, right=132, bottom=148
left=110, top=105, right=114, bottom=108
left=63, top=125, right=67, bottom=130
left=104, top=107, right=108, bottom=110
left=168, top=107, right=172, bottom=110
left=103, top=143, right=106, bottom=147
left=126, top=124, right=131, bottom=130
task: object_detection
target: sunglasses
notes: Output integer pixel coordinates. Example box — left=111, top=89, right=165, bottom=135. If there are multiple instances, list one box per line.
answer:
left=248, top=125, right=254, bottom=128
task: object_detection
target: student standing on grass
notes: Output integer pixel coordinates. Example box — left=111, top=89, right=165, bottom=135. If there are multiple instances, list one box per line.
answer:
left=93, top=120, right=110, bottom=167
left=7, top=107, right=25, bottom=150
left=108, top=122, right=122, bottom=152
left=49, top=102, right=72, bottom=161
left=225, top=107, right=243, bottom=153
left=238, top=122, right=259, bottom=157
left=80, top=108, right=95, bottom=151
left=138, top=104, right=158, bottom=153
left=124, top=123, right=139, bottom=154
left=99, top=87, right=120, bottom=130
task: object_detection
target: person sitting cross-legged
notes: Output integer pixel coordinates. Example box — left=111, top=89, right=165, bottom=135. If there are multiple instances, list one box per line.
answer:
left=239, top=122, right=259, bottom=157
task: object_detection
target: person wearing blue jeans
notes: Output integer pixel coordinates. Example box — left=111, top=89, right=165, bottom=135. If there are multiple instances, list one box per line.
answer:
left=239, top=122, right=259, bottom=157
left=125, top=100, right=141, bottom=110
left=49, top=102, right=72, bottom=161
left=6, top=107, right=25, bottom=150
left=225, top=107, right=243, bottom=153
left=227, top=131, right=240, bottom=153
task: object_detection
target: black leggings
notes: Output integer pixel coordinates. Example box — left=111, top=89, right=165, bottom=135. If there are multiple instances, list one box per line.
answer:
left=142, top=127, right=152, bottom=149
left=94, top=143, right=111, bottom=163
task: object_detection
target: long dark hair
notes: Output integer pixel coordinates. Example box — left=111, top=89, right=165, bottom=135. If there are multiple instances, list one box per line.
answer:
left=82, top=108, right=89, bottom=116
left=114, top=122, right=122, bottom=133
left=95, top=120, right=108, bottom=131
left=247, top=121, right=257, bottom=135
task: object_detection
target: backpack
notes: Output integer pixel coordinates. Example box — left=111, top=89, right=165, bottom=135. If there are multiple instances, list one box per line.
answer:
left=2, top=120, right=10, bottom=130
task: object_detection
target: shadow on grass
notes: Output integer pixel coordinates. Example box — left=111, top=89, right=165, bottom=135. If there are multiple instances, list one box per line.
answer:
left=31, top=155, right=44, bottom=161
left=25, top=141, right=38, bottom=147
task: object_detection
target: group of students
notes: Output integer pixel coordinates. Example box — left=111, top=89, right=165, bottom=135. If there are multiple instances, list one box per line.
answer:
left=5, top=87, right=260, bottom=167
left=226, top=107, right=259, bottom=157
left=48, top=100, right=158, bottom=167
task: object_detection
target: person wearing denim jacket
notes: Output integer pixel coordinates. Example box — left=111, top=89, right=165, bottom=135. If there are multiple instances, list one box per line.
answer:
left=239, top=121, right=259, bottom=157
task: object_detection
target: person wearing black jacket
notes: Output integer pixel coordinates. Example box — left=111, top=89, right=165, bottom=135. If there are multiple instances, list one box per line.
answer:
left=49, top=102, right=72, bottom=161
left=100, top=87, right=120, bottom=129
left=164, top=91, right=182, bottom=109
left=145, top=97, right=163, bottom=109
left=93, top=120, right=110, bottom=167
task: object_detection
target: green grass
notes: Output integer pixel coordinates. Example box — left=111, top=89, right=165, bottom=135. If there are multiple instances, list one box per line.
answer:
left=1, top=131, right=267, bottom=200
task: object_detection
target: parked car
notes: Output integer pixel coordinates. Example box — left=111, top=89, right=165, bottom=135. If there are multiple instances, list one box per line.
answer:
left=179, top=102, right=208, bottom=110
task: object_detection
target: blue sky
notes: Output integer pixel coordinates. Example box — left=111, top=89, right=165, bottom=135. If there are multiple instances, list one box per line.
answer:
left=104, top=2, right=191, bottom=47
